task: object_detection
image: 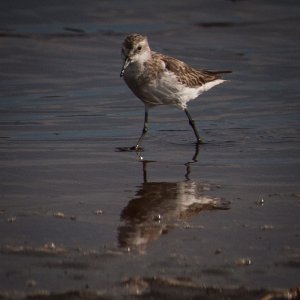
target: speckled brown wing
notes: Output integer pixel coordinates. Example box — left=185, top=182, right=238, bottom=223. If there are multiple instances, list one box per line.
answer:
left=154, top=53, right=227, bottom=88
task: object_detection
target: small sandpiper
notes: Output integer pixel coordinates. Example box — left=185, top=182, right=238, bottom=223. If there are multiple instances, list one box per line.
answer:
left=120, top=33, right=231, bottom=150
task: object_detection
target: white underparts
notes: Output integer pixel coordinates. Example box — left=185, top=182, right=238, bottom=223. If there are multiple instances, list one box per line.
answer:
left=138, top=71, right=225, bottom=109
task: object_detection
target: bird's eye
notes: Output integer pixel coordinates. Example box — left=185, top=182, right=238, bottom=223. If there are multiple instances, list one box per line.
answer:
left=137, top=45, right=142, bottom=51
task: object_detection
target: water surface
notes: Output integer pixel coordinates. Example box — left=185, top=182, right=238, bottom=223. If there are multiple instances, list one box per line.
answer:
left=0, top=0, right=299, bottom=298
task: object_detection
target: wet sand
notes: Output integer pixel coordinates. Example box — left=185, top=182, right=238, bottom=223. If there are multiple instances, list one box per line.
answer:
left=0, top=0, right=300, bottom=299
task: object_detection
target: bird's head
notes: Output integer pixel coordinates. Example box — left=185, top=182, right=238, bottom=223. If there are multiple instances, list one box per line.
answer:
left=120, top=33, right=151, bottom=77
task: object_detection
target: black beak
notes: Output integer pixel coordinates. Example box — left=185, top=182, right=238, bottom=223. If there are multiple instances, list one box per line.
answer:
left=120, top=57, right=131, bottom=77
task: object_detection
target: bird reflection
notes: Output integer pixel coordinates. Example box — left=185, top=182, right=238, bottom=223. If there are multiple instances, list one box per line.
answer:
left=118, top=145, right=230, bottom=252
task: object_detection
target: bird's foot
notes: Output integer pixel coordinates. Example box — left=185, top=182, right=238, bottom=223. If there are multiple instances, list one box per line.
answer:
left=130, top=145, right=144, bottom=152
left=196, top=139, right=206, bottom=145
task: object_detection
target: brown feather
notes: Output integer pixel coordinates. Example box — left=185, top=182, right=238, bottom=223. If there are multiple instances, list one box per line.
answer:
left=151, top=53, right=227, bottom=88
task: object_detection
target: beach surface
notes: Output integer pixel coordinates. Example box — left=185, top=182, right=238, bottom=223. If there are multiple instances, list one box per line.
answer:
left=0, top=0, right=299, bottom=299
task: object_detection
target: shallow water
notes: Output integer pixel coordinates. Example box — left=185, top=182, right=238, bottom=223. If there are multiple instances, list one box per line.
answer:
left=0, top=0, right=300, bottom=299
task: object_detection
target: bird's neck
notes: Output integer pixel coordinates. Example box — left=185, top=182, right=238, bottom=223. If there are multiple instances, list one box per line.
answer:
left=136, top=50, right=152, bottom=67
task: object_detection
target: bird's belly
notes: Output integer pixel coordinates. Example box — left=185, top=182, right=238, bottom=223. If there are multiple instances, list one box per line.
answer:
left=125, top=70, right=208, bottom=109
left=138, top=79, right=202, bottom=109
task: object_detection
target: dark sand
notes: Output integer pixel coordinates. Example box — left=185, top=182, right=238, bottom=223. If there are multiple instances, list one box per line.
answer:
left=0, top=0, right=300, bottom=299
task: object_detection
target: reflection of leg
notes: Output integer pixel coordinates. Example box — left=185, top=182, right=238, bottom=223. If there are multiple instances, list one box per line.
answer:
left=184, top=143, right=200, bottom=181
left=135, top=107, right=149, bottom=150
left=184, top=109, right=204, bottom=144
left=192, top=143, right=200, bottom=162
left=142, top=160, right=148, bottom=183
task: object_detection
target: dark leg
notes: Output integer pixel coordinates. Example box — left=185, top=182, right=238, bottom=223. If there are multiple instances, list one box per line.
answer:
left=135, top=107, right=149, bottom=150
left=184, top=109, right=204, bottom=144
